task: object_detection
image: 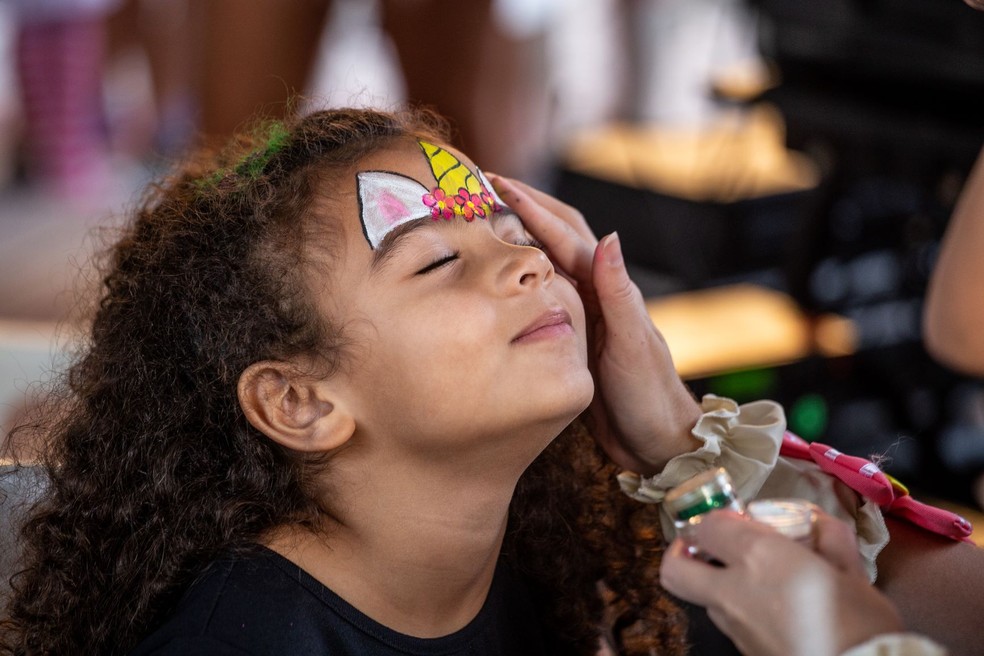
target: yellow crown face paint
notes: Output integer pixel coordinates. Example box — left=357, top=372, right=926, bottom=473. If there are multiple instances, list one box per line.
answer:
left=356, top=141, right=507, bottom=249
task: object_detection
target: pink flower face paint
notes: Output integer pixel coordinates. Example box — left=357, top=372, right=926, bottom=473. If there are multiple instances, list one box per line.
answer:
left=356, top=141, right=507, bottom=249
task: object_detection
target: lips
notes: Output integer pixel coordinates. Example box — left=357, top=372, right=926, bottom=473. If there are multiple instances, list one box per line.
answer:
left=512, top=308, right=574, bottom=343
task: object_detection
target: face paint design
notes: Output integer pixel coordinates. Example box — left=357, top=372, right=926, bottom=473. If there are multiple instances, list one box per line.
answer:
left=356, top=141, right=508, bottom=249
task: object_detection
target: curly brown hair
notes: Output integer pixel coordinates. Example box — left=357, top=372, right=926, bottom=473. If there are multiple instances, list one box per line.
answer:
left=0, top=107, right=688, bottom=655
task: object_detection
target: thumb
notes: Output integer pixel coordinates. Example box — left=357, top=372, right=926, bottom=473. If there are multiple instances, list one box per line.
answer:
left=812, top=511, right=868, bottom=578
left=592, top=233, right=651, bottom=343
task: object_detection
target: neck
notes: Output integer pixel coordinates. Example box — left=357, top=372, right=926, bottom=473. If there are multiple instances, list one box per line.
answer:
left=266, top=439, right=528, bottom=638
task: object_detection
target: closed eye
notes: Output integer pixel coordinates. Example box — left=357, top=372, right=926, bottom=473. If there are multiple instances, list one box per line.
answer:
left=416, top=252, right=459, bottom=275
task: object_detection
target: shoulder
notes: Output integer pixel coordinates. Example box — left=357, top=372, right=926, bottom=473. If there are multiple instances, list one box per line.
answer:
left=133, top=552, right=567, bottom=656
left=131, top=547, right=349, bottom=656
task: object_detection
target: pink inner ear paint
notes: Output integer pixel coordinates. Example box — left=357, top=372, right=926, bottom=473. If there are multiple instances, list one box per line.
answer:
left=356, top=143, right=511, bottom=249
left=379, top=190, right=409, bottom=225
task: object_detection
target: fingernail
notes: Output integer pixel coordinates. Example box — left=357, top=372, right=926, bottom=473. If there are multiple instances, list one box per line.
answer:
left=604, top=232, right=623, bottom=267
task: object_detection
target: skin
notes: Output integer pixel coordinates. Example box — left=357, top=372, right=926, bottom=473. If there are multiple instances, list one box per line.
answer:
left=875, top=518, right=984, bottom=656
left=916, top=5, right=984, bottom=649
left=924, top=3, right=984, bottom=369
left=237, top=138, right=702, bottom=637
left=923, top=146, right=984, bottom=376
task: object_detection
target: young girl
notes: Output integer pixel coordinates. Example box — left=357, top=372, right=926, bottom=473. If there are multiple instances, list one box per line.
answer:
left=1, top=107, right=980, bottom=655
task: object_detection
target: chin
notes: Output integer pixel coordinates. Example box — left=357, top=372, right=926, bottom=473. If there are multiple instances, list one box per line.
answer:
left=543, top=373, right=595, bottom=427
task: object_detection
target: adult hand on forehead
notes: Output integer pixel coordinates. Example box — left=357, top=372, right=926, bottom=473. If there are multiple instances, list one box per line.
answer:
left=488, top=174, right=701, bottom=474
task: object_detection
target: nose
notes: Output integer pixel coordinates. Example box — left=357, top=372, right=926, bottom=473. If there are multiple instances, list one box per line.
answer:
left=498, top=243, right=554, bottom=292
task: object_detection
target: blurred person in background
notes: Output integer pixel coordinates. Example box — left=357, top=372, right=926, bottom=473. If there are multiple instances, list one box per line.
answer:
left=103, top=0, right=197, bottom=159
left=5, top=0, right=121, bottom=200
left=196, top=0, right=555, bottom=182
left=924, top=144, right=984, bottom=379
left=924, top=145, right=984, bottom=511
left=922, top=0, right=984, bottom=515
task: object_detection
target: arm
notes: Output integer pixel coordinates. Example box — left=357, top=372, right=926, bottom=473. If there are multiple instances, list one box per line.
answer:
left=923, top=146, right=984, bottom=375
left=875, top=517, right=984, bottom=656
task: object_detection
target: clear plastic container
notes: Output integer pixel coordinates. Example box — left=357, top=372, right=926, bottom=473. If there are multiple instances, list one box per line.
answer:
left=746, top=498, right=817, bottom=547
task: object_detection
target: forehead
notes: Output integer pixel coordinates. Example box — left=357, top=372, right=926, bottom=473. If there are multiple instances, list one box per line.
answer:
left=327, top=140, right=442, bottom=253
left=357, top=139, right=446, bottom=183
left=349, top=139, right=506, bottom=251
left=357, top=138, right=484, bottom=192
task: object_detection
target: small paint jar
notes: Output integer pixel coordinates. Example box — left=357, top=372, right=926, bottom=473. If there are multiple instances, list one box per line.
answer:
left=746, top=498, right=817, bottom=547
left=664, top=467, right=744, bottom=554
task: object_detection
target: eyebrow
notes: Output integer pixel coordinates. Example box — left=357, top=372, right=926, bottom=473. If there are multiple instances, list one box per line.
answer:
left=370, top=217, right=436, bottom=271
left=370, top=210, right=523, bottom=273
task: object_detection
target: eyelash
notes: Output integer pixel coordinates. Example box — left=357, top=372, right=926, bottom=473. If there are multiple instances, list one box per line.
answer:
left=414, top=238, right=545, bottom=276
left=416, top=252, right=459, bottom=275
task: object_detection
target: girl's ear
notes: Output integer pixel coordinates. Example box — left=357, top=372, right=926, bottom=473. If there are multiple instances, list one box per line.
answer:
left=237, top=361, right=355, bottom=453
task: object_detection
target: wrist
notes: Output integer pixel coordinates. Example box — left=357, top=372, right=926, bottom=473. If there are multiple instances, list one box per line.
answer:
left=619, top=395, right=786, bottom=508
left=636, top=384, right=702, bottom=476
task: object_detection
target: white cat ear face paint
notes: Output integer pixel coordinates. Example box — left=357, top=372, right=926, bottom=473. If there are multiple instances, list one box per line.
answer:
left=355, top=141, right=509, bottom=250
left=356, top=170, right=431, bottom=250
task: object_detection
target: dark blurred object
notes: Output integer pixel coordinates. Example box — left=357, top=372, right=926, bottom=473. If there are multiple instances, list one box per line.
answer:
left=556, top=170, right=808, bottom=287
left=556, top=109, right=820, bottom=287
left=746, top=0, right=984, bottom=504
left=748, top=0, right=984, bottom=312
left=751, top=0, right=984, bottom=127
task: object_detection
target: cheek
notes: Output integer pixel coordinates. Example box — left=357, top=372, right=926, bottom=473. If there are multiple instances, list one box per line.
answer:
left=355, top=302, right=503, bottom=436
left=374, top=295, right=501, bottom=378
left=557, top=279, right=589, bottom=349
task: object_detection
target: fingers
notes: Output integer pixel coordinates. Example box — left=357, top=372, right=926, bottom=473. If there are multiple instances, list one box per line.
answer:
left=659, top=511, right=772, bottom=604
left=812, top=511, right=868, bottom=578
left=687, top=511, right=766, bottom=562
left=693, top=507, right=866, bottom=581
left=490, top=174, right=597, bottom=244
left=488, top=174, right=596, bottom=284
left=591, top=233, right=653, bottom=343
left=658, top=539, right=727, bottom=606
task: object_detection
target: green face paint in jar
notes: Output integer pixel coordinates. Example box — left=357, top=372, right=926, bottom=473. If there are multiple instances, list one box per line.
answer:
left=664, top=467, right=744, bottom=555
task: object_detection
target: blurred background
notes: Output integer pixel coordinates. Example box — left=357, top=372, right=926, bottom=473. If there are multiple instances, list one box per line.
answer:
left=1, top=0, right=983, bottom=519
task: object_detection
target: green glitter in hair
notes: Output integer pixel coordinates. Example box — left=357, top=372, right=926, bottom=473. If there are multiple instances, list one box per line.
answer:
left=195, top=121, right=291, bottom=190
left=235, top=122, right=290, bottom=178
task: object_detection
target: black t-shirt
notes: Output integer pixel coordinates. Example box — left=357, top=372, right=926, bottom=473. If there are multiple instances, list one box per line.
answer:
left=130, top=546, right=570, bottom=656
